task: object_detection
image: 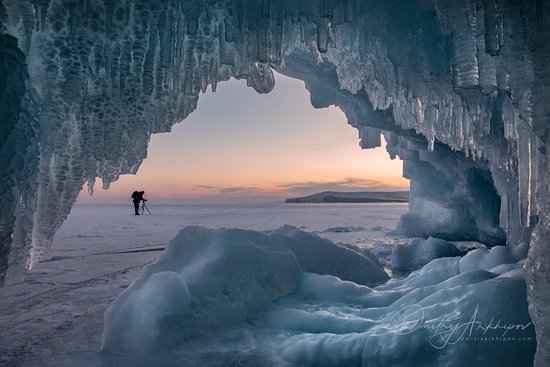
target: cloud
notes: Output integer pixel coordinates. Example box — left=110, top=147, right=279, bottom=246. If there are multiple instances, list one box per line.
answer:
left=276, top=177, right=407, bottom=196
left=277, top=177, right=381, bottom=189
left=218, top=186, right=260, bottom=194
left=193, top=185, right=217, bottom=190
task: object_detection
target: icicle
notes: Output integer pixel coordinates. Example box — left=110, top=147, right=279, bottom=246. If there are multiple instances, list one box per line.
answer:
left=343, top=0, right=354, bottom=23
left=359, top=126, right=381, bottom=149
left=315, top=18, right=330, bottom=53
left=517, top=125, right=532, bottom=227
left=246, top=62, right=275, bottom=94
left=483, top=0, right=504, bottom=56
left=104, top=0, right=115, bottom=36
left=183, top=37, right=196, bottom=96
left=476, top=11, right=498, bottom=94
left=87, top=178, right=95, bottom=195
left=299, top=16, right=307, bottom=43
left=34, top=0, right=50, bottom=31
left=449, top=1, right=480, bottom=89
left=159, top=7, right=175, bottom=69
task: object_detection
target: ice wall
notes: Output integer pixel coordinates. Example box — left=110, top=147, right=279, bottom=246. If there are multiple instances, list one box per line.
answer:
left=0, top=0, right=549, bottom=365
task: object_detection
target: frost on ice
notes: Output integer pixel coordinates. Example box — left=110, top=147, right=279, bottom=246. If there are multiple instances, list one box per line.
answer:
left=0, top=0, right=549, bottom=365
left=101, top=225, right=535, bottom=366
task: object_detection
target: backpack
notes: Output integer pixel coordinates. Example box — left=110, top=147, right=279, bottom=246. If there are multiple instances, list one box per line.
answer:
left=131, top=191, right=138, bottom=199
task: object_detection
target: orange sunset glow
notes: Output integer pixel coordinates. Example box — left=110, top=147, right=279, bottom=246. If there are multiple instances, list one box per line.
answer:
left=77, top=73, right=408, bottom=204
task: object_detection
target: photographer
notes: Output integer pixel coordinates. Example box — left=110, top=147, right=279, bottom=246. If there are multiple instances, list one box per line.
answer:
left=131, top=190, right=146, bottom=215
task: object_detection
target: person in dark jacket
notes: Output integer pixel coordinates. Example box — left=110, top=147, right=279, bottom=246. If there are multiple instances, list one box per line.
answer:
left=131, top=190, right=146, bottom=215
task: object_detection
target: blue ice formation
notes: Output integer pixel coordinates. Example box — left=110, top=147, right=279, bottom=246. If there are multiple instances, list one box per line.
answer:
left=102, top=226, right=534, bottom=366
left=0, top=1, right=549, bottom=365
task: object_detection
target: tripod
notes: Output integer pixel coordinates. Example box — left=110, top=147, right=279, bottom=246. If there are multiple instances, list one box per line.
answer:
left=140, top=201, right=152, bottom=215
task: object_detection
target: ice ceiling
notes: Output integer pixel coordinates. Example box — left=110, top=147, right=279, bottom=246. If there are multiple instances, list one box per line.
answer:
left=0, top=0, right=548, bottom=365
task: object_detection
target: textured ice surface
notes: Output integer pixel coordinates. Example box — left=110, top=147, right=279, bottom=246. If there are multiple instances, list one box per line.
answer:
left=101, top=225, right=387, bottom=352
left=101, top=226, right=535, bottom=366
left=0, top=0, right=549, bottom=364
left=101, top=226, right=302, bottom=352
left=391, top=236, right=462, bottom=270
left=276, top=255, right=535, bottom=367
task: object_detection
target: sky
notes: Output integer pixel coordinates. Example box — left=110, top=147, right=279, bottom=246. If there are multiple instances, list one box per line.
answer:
left=77, top=73, right=408, bottom=204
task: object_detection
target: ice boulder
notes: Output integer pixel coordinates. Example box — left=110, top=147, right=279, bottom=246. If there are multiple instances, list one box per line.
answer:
left=268, top=225, right=388, bottom=286
left=391, top=237, right=462, bottom=270
left=101, top=226, right=387, bottom=352
left=101, top=226, right=301, bottom=352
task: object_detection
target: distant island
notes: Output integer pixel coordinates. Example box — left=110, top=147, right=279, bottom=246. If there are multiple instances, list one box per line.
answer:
left=285, top=191, right=409, bottom=204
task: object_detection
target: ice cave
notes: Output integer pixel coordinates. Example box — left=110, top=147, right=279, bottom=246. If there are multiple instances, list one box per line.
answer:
left=0, top=0, right=549, bottom=366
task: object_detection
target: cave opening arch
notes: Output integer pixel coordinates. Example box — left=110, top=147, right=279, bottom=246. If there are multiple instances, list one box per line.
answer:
left=76, top=71, right=408, bottom=207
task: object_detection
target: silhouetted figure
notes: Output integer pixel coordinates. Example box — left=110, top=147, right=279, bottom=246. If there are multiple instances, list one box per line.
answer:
left=131, top=190, right=146, bottom=215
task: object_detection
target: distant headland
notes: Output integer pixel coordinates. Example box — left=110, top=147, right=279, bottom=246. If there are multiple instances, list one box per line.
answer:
left=285, top=191, right=409, bottom=204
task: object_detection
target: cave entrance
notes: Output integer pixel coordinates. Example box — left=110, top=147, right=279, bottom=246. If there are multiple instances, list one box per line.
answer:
left=9, top=73, right=414, bottom=361
left=1, top=69, right=535, bottom=367
left=76, top=72, right=408, bottom=207
left=0, top=2, right=544, bottom=362
left=53, top=71, right=410, bottom=268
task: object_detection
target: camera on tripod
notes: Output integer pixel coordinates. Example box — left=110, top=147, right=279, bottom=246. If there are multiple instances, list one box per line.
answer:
left=139, top=199, right=151, bottom=215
